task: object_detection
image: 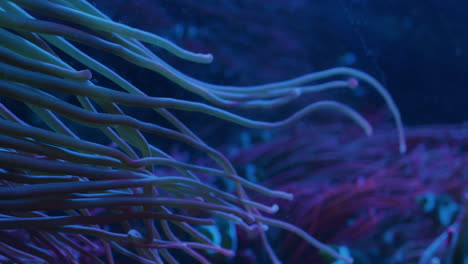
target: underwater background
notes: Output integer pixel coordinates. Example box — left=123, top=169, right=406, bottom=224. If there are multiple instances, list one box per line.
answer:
left=0, top=0, right=467, bottom=263
left=92, top=0, right=468, bottom=126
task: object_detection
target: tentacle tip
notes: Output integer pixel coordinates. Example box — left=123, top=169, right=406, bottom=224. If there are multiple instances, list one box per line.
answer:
left=197, top=53, right=214, bottom=64
left=347, top=77, right=359, bottom=89
left=364, top=125, right=373, bottom=137
left=224, top=249, right=235, bottom=258
left=127, top=229, right=142, bottom=238
left=399, top=143, right=407, bottom=154
left=284, top=192, right=294, bottom=201
left=273, top=190, right=294, bottom=201
left=78, top=69, right=93, bottom=81
left=270, top=204, right=279, bottom=213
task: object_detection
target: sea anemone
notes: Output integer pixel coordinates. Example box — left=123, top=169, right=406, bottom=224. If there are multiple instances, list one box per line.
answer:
left=232, top=120, right=468, bottom=263
left=0, top=0, right=405, bottom=263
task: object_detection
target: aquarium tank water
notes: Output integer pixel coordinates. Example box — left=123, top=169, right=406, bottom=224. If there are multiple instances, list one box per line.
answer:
left=0, top=0, right=466, bottom=263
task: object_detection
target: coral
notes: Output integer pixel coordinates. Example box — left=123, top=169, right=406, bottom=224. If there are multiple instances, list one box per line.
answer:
left=232, top=120, right=468, bottom=263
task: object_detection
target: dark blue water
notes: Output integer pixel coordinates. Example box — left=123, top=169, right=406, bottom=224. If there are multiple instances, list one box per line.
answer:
left=95, top=0, right=468, bottom=126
